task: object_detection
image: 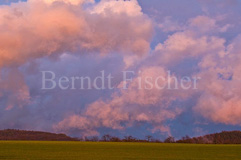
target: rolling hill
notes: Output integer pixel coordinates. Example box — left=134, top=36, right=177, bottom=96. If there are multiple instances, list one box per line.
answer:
left=0, top=129, right=78, bottom=141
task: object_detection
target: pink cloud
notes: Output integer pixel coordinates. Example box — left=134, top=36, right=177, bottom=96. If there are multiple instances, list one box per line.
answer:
left=0, top=0, right=153, bottom=68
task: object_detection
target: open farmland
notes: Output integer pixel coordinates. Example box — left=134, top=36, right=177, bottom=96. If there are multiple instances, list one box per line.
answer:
left=0, top=141, right=240, bottom=160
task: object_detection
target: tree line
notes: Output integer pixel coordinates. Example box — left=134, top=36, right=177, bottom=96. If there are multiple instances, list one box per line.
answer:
left=82, top=131, right=241, bottom=144
left=1, top=129, right=241, bottom=144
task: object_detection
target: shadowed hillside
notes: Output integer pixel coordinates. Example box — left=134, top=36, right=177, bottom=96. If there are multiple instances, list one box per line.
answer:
left=176, top=131, right=241, bottom=144
left=0, top=129, right=78, bottom=141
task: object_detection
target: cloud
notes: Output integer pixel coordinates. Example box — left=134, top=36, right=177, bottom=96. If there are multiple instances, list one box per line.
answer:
left=0, top=54, right=125, bottom=133
left=0, top=68, right=30, bottom=110
left=0, top=0, right=153, bottom=109
left=54, top=13, right=241, bottom=136
left=54, top=66, right=190, bottom=136
left=153, top=16, right=227, bottom=67
left=0, top=0, right=153, bottom=69
left=194, top=34, right=241, bottom=126
left=153, top=14, right=241, bottom=127
left=41, top=0, right=94, bottom=5
left=91, top=0, right=142, bottom=17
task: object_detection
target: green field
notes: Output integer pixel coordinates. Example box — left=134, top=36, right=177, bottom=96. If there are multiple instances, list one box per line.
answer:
left=0, top=141, right=240, bottom=160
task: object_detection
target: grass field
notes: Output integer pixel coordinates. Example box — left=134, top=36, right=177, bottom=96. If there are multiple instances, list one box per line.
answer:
left=0, top=141, right=240, bottom=160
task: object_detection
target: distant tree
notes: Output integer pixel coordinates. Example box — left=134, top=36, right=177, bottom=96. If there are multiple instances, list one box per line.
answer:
left=176, top=135, right=192, bottom=143
left=84, top=136, right=90, bottom=141
left=101, top=134, right=112, bottom=142
left=182, top=135, right=191, bottom=140
left=123, top=136, right=137, bottom=142
left=145, top=135, right=153, bottom=142
left=164, top=136, right=175, bottom=143
left=153, top=139, right=162, bottom=143
left=110, top=136, right=121, bottom=142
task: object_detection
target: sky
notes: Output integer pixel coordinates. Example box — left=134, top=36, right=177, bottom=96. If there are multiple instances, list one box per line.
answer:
left=0, top=0, right=241, bottom=140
